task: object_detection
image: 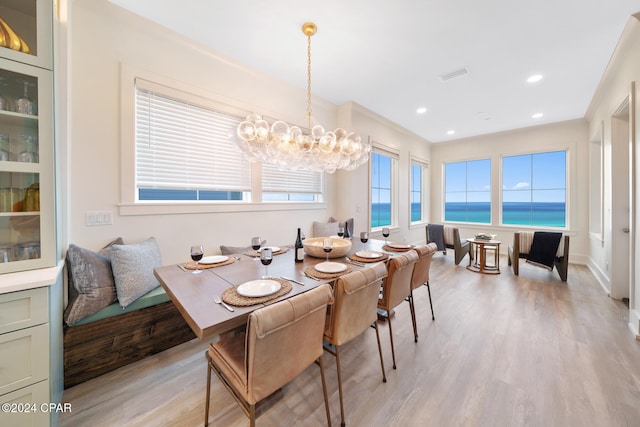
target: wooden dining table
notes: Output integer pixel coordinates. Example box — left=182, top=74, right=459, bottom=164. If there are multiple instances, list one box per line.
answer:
left=153, top=239, right=399, bottom=341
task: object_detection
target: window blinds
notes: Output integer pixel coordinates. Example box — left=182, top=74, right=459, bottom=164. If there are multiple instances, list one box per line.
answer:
left=262, top=163, right=323, bottom=194
left=135, top=80, right=251, bottom=193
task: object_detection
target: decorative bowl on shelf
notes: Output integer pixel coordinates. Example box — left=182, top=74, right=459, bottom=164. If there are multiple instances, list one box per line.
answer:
left=303, top=237, right=352, bottom=259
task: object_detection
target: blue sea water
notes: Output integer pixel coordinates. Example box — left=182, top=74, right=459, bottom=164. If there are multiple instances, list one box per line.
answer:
left=371, top=202, right=565, bottom=228
left=445, top=202, right=566, bottom=227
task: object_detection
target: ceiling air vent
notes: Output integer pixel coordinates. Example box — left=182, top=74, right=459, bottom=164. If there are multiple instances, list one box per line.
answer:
left=440, top=66, right=470, bottom=82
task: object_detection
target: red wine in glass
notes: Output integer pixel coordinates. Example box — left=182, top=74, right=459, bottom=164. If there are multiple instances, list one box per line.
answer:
left=260, top=247, right=273, bottom=278
left=190, top=245, right=204, bottom=275
left=360, top=232, right=368, bottom=251
left=382, top=227, right=390, bottom=245
left=251, top=237, right=261, bottom=251
left=322, top=238, right=333, bottom=262
left=337, top=223, right=344, bottom=238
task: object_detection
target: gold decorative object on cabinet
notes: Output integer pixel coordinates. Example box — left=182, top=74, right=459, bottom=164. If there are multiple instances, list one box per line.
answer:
left=0, top=17, right=31, bottom=54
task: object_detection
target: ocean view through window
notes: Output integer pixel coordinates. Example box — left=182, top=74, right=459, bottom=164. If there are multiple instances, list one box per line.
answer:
left=502, top=150, right=566, bottom=227
left=371, top=150, right=394, bottom=228
left=444, top=159, right=491, bottom=223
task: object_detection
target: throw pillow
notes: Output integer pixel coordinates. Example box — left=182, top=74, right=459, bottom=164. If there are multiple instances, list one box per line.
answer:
left=220, top=240, right=266, bottom=255
left=63, top=238, right=123, bottom=326
left=312, top=221, right=339, bottom=238
left=111, top=237, right=162, bottom=308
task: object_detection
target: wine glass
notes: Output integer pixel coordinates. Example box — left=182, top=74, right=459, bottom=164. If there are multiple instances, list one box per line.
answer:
left=260, top=247, right=273, bottom=279
left=382, top=227, right=390, bottom=245
left=337, top=223, right=345, bottom=238
left=15, top=80, right=34, bottom=115
left=360, top=232, right=369, bottom=251
left=190, top=245, right=204, bottom=275
left=322, top=238, right=333, bottom=262
left=251, top=237, right=261, bottom=251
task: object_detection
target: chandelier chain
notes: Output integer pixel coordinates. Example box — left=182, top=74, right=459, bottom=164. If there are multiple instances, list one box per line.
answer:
left=306, top=33, right=312, bottom=131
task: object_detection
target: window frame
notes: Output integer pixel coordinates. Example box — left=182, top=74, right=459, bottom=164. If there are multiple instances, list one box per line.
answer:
left=369, top=142, right=399, bottom=231
left=500, top=149, right=568, bottom=229
left=119, top=65, right=327, bottom=216
left=443, top=158, right=492, bottom=224
left=409, top=156, right=428, bottom=225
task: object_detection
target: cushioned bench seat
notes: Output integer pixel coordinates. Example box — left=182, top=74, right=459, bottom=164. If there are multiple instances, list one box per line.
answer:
left=71, top=285, right=170, bottom=326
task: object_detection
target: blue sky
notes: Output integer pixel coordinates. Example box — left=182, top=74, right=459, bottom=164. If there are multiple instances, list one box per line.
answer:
left=446, top=151, right=566, bottom=203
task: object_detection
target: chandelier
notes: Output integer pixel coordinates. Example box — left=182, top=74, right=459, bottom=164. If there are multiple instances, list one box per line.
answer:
left=235, top=22, right=371, bottom=173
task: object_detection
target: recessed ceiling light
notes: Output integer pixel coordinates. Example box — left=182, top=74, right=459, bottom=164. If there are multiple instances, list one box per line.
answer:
left=532, top=113, right=543, bottom=119
left=416, top=107, right=428, bottom=114
left=527, top=74, right=543, bottom=83
left=447, top=130, right=455, bottom=135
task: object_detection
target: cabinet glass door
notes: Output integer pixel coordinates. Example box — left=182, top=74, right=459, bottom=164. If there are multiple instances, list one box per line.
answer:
left=0, top=0, right=53, bottom=70
left=0, top=57, right=52, bottom=273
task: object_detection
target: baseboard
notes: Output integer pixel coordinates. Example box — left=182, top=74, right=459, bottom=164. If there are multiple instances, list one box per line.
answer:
left=629, top=308, right=640, bottom=340
left=586, top=258, right=611, bottom=295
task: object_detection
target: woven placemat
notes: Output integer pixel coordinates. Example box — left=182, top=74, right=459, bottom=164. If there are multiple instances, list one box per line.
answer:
left=243, top=247, right=290, bottom=257
left=221, top=278, right=292, bottom=306
left=382, top=244, right=414, bottom=253
left=350, top=252, right=389, bottom=263
left=184, top=257, right=236, bottom=270
left=304, top=264, right=353, bottom=280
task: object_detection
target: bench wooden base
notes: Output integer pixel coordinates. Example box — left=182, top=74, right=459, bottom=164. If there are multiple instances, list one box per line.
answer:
left=63, top=301, right=195, bottom=389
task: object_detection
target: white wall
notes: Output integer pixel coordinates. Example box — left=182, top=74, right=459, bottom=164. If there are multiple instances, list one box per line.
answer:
left=336, top=102, right=431, bottom=245
left=67, top=0, right=432, bottom=264
left=430, top=119, right=590, bottom=263
left=585, top=14, right=640, bottom=337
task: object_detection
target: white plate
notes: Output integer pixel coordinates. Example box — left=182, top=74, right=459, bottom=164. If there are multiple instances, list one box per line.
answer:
left=388, top=243, right=412, bottom=249
left=237, top=280, right=282, bottom=297
left=200, top=255, right=229, bottom=264
left=314, top=261, right=348, bottom=274
left=264, top=246, right=280, bottom=252
left=356, top=250, right=383, bottom=259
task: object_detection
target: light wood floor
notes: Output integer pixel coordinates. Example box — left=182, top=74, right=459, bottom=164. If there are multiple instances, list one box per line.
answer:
left=59, top=256, right=640, bottom=427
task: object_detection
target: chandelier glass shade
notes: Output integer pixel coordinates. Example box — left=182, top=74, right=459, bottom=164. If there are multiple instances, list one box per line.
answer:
left=235, top=22, right=370, bottom=173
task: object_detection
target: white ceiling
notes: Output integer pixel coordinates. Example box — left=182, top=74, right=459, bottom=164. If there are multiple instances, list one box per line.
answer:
left=107, top=0, right=639, bottom=143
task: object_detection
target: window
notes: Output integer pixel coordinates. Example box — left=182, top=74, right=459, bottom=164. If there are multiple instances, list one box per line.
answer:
left=370, top=148, right=397, bottom=228
left=502, top=150, right=566, bottom=227
left=135, top=78, right=251, bottom=201
left=444, top=159, right=491, bottom=223
left=410, top=158, right=428, bottom=223
left=131, top=76, right=324, bottom=207
left=262, top=163, right=323, bottom=202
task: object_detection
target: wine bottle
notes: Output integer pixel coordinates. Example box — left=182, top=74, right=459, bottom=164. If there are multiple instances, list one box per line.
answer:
left=295, top=228, right=304, bottom=262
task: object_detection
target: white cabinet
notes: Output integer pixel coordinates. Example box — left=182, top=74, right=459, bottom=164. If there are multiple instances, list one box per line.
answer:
left=0, top=0, right=54, bottom=275
left=0, top=286, right=50, bottom=427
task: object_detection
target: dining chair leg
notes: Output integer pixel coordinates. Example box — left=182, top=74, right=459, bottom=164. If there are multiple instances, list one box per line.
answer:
left=335, top=346, right=346, bottom=426
left=372, top=322, right=387, bottom=383
left=409, top=292, right=418, bottom=343
left=387, top=315, right=397, bottom=369
left=318, top=356, right=332, bottom=427
left=249, top=404, right=256, bottom=427
left=204, top=356, right=212, bottom=426
left=426, top=282, right=435, bottom=320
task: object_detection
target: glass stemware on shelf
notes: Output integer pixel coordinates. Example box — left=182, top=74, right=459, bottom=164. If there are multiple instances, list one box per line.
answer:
left=322, top=238, right=333, bottom=262
left=190, top=245, right=204, bottom=275
left=260, top=247, right=273, bottom=279
left=382, top=227, right=390, bottom=245
left=15, top=79, right=35, bottom=115
left=0, top=77, right=9, bottom=111
left=360, top=232, right=368, bottom=251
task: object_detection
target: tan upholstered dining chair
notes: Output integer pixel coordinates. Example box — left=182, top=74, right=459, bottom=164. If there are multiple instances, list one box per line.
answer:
left=323, top=263, right=388, bottom=427
left=408, top=243, right=438, bottom=341
left=205, top=284, right=334, bottom=427
left=377, top=250, right=419, bottom=371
